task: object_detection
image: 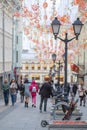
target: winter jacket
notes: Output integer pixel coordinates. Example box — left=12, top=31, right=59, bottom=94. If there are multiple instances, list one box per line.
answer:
left=39, top=82, right=53, bottom=98
left=24, top=83, right=31, bottom=97
left=29, top=80, right=38, bottom=96
left=10, top=83, right=17, bottom=95
left=19, top=84, right=25, bottom=96
left=2, top=82, right=10, bottom=93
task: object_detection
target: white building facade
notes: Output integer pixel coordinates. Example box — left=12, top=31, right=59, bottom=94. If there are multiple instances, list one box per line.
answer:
left=0, top=0, right=22, bottom=97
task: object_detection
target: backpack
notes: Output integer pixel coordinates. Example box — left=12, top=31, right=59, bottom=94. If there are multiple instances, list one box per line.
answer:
left=32, top=86, right=36, bottom=92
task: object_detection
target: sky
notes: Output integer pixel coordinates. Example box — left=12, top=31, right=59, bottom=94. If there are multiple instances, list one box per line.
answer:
left=22, top=0, right=78, bottom=46
left=22, top=0, right=79, bottom=60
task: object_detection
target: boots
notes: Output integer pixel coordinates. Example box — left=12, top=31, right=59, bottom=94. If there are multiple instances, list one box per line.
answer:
left=26, top=103, right=28, bottom=108
left=25, top=102, right=26, bottom=107
left=25, top=102, right=28, bottom=107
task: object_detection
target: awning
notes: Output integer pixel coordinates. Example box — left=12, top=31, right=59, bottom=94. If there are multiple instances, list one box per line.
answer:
left=71, top=63, right=79, bottom=73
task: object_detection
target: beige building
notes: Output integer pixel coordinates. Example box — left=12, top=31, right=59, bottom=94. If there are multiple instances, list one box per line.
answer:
left=21, top=59, right=65, bottom=84
left=21, top=60, right=64, bottom=83
left=21, top=59, right=84, bottom=86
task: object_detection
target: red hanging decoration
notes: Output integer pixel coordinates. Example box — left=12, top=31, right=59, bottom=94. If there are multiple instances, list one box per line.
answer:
left=43, top=2, right=48, bottom=8
left=32, top=4, right=39, bottom=11
left=13, top=12, right=20, bottom=17
left=74, top=0, right=86, bottom=9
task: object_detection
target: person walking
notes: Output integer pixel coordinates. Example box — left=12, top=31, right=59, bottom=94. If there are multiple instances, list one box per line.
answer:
left=24, top=78, right=31, bottom=108
left=29, top=80, right=38, bottom=108
left=78, top=83, right=86, bottom=107
left=72, top=83, right=78, bottom=97
left=10, top=79, right=17, bottom=106
left=2, top=78, right=10, bottom=106
left=39, top=80, right=53, bottom=113
left=19, top=80, right=25, bottom=103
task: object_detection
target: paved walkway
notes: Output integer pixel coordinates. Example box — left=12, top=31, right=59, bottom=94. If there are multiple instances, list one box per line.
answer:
left=0, top=93, right=87, bottom=130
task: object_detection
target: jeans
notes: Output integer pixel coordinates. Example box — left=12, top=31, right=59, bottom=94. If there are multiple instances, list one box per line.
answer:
left=20, top=95, right=24, bottom=103
left=3, top=90, right=9, bottom=105
left=39, top=96, right=47, bottom=111
left=11, top=94, right=16, bottom=105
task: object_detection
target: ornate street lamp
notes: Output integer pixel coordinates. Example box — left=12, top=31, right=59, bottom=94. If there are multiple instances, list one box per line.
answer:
left=51, top=17, right=83, bottom=99
left=51, top=17, right=61, bottom=39
left=73, top=18, right=83, bottom=40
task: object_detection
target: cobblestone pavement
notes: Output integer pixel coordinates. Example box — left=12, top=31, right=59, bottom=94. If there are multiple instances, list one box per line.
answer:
left=0, top=93, right=87, bottom=130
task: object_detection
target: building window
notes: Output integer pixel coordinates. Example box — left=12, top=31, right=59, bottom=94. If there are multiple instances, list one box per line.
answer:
left=50, top=67, right=52, bottom=70
left=25, top=63, right=29, bottom=70
left=44, top=67, right=47, bottom=70
left=25, top=66, right=28, bottom=70
left=43, top=64, right=47, bottom=70
left=16, top=51, right=18, bottom=63
left=32, top=76, right=40, bottom=80
left=49, top=64, right=53, bottom=69
left=31, top=63, right=34, bottom=70
left=55, top=76, right=63, bottom=82
left=36, top=76, right=40, bottom=80
left=32, top=66, right=34, bottom=70
left=38, top=67, right=40, bottom=70
left=37, top=64, right=41, bottom=70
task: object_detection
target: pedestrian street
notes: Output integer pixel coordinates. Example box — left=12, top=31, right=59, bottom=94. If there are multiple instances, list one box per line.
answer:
left=0, top=94, right=87, bottom=130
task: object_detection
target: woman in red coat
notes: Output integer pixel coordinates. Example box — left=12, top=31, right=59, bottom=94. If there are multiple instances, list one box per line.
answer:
left=29, top=80, right=38, bottom=107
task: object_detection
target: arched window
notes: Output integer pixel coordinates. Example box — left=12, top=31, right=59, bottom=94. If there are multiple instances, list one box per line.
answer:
left=43, top=64, right=47, bottom=70
left=25, top=63, right=29, bottom=70
left=37, top=64, right=41, bottom=70
left=31, top=63, right=34, bottom=70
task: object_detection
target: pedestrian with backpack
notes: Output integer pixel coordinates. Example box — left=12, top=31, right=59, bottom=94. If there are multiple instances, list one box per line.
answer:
left=29, top=80, right=38, bottom=107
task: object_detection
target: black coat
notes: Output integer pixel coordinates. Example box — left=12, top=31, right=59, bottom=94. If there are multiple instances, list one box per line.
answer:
left=19, top=84, right=25, bottom=96
left=39, top=82, right=53, bottom=98
left=72, top=84, right=78, bottom=94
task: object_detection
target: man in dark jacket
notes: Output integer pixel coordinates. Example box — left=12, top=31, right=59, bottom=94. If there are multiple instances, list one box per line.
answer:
left=39, top=80, right=53, bottom=113
left=19, top=81, right=25, bottom=103
left=2, top=78, right=10, bottom=106
left=72, top=83, right=78, bottom=97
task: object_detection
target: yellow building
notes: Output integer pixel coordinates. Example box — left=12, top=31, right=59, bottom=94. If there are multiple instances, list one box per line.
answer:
left=21, top=60, right=64, bottom=84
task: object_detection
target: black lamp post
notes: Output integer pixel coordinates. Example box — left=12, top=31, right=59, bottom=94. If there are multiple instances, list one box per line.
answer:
left=51, top=17, right=83, bottom=97
left=52, top=53, right=63, bottom=87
